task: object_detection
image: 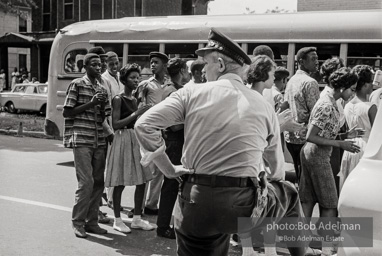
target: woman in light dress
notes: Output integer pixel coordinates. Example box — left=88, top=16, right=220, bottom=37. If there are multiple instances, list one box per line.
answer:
left=339, top=65, right=377, bottom=191
left=105, top=63, right=154, bottom=233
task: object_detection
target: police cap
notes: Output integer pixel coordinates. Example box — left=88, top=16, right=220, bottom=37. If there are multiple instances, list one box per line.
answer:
left=195, top=28, right=251, bottom=66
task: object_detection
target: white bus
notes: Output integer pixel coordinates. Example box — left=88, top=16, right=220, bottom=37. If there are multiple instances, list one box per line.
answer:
left=45, top=9, right=382, bottom=138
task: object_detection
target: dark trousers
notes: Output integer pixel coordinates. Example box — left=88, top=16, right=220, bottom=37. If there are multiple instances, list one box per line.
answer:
left=286, top=142, right=304, bottom=183
left=157, top=137, right=183, bottom=229
left=157, top=177, right=179, bottom=229
left=72, top=147, right=106, bottom=227
left=174, top=180, right=303, bottom=256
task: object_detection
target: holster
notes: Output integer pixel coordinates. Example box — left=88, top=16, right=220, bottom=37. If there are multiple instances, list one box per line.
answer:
left=251, top=171, right=268, bottom=218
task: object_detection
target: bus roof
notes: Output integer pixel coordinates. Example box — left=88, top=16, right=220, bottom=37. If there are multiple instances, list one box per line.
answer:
left=60, top=9, right=382, bottom=43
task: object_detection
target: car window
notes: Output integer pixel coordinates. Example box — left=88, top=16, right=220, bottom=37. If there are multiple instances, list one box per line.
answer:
left=65, top=49, right=88, bottom=74
left=14, top=86, right=26, bottom=93
left=25, top=86, right=35, bottom=94
left=38, top=85, right=48, bottom=94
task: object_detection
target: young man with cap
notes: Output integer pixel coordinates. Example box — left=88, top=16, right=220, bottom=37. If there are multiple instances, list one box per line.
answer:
left=134, top=51, right=169, bottom=215
left=284, top=47, right=320, bottom=185
left=63, top=53, right=111, bottom=238
left=135, top=28, right=305, bottom=256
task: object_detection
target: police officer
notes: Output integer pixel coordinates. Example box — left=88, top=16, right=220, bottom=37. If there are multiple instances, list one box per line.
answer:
left=135, top=28, right=305, bottom=256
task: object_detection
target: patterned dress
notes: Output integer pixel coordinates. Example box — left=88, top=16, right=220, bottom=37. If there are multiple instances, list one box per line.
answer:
left=299, top=94, right=341, bottom=208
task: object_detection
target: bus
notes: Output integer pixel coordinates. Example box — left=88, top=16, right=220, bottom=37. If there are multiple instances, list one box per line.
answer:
left=45, top=9, right=382, bottom=138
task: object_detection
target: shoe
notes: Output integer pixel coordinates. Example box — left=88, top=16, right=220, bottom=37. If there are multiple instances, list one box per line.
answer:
left=157, top=227, right=176, bottom=239
left=84, top=225, right=108, bottom=234
left=144, top=207, right=159, bottom=215
left=131, top=219, right=155, bottom=231
left=113, top=220, right=131, bottom=233
left=73, top=226, right=87, bottom=238
left=98, top=211, right=111, bottom=224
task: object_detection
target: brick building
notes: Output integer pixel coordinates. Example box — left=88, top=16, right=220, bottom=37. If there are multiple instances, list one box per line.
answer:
left=0, top=0, right=210, bottom=89
left=298, top=0, right=382, bottom=11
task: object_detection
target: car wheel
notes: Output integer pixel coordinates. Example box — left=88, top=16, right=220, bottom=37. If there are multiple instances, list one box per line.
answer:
left=6, top=102, right=16, bottom=113
left=39, top=104, right=46, bottom=116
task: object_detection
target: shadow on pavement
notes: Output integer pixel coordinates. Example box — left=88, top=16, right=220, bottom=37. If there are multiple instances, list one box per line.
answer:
left=57, top=161, right=75, bottom=167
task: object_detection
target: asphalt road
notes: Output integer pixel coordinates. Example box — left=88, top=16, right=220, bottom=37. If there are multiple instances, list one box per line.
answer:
left=0, top=135, right=243, bottom=256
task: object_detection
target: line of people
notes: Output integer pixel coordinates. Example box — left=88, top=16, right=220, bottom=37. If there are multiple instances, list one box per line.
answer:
left=62, top=28, right=381, bottom=256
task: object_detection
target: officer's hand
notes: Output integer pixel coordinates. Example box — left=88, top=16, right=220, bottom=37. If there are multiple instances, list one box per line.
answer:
left=166, top=165, right=192, bottom=179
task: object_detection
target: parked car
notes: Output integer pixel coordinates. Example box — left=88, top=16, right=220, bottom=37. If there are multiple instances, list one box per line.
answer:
left=0, top=83, right=47, bottom=115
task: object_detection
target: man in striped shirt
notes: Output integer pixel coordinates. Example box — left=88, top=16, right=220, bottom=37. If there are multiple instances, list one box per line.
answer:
left=63, top=53, right=111, bottom=238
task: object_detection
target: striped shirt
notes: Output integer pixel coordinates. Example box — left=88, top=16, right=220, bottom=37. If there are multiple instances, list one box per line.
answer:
left=63, top=75, right=111, bottom=148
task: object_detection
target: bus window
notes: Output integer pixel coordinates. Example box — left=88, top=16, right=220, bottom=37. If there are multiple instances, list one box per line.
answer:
left=295, top=43, right=340, bottom=83
left=347, top=43, right=382, bottom=71
left=164, top=43, right=199, bottom=59
left=64, top=49, right=87, bottom=73
left=247, top=43, right=289, bottom=68
left=128, top=43, right=160, bottom=81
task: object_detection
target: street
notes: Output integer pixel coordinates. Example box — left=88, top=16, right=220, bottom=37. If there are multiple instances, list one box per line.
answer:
left=0, top=134, right=243, bottom=256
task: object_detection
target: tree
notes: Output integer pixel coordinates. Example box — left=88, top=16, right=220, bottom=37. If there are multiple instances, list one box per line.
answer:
left=265, top=6, right=295, bottom=14
left=0, top=0, right=37, bottom=20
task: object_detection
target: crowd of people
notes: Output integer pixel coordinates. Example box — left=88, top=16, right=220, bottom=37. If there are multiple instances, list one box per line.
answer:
left=62, top=28, right=381, bottom=256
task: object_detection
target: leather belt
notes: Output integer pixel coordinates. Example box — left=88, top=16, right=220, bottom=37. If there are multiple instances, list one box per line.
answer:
left=184, top=174, right=258, bottom=188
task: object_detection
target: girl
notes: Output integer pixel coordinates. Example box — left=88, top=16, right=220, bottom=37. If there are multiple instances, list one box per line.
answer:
left=299, top=67, right=362, bottom=256
left=339, top=65, right=377, bottom=191
left=105, top=63, right=154, bottom=233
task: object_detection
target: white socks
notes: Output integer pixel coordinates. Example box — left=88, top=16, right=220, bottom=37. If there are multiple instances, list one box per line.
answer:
left=132, top=215, right=141, bottom=222
left=113, top=217, right=131, bottom=233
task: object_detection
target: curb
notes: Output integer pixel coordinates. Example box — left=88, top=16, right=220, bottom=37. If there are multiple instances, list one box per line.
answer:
left=0, top=129, right=59, bottom=140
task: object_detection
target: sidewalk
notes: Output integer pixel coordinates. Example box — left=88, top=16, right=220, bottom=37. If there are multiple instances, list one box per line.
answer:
left=0, top=128, right=57, bottom=140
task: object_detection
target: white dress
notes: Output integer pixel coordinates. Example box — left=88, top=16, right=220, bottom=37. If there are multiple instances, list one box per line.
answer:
left=339, top=101, right=374, bottom=191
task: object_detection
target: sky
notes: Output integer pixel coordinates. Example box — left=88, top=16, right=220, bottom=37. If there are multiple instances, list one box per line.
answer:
left=207, top=0, right=298, bottom=15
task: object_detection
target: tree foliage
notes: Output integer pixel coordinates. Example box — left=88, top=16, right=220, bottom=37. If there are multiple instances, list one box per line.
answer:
left=265, top=6, right=294, bottom=13
left=0, top=0, right=37, bottom=20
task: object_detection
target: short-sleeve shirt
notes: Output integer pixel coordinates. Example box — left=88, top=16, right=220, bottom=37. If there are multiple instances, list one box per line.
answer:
left=309, top=94, right=340, bottom=140
left=284, top=70, right=320, bottom=144
left=63, top=75, right=111, bottom=148
left=136, top=77, right=165, bottom=106
left=135, top=73, right=285, bottom=180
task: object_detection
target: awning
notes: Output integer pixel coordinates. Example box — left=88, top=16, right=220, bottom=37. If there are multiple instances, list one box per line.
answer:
left=0, top=32, right=36, bottom=47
